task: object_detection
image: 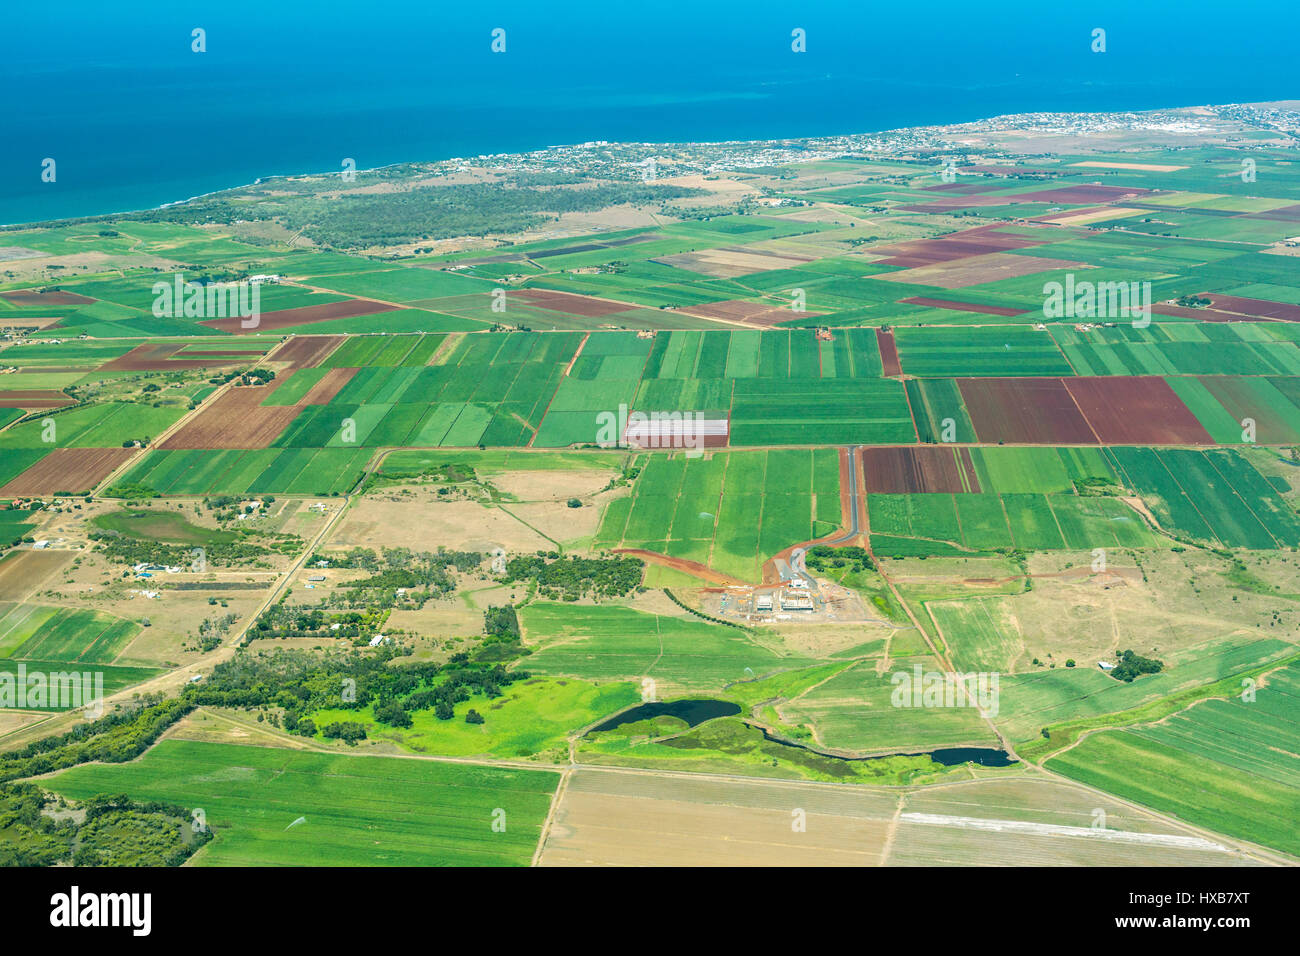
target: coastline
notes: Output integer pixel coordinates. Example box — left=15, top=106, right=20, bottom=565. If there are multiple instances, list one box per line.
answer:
left=4, top=98, right=1297, bottom=232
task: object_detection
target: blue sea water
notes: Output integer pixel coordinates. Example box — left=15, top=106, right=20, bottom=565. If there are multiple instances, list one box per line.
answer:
left=2, top=0, right=1297, bottom=226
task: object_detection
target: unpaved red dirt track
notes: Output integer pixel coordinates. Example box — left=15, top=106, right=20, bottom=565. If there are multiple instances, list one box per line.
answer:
left=269, top=336, right=345, bottom=369
left=1064, top=376, right=1213, bottom=445
left=958, top=377, right=1098, bottom=445
left=612, top=549, right=747, bottom=586
left=0, top=390, right=74, bottom=408
left=200, top=299, right=397, bottom=334
left=0, top=448, right=135, bottom=495
left=514, top=289, right=634, bottom=317
left=900, top=297, right=1026, bottom=317
left=876, top=328, right=901, bottom=376
left=861, top=446, right=980, bottom=494
left=160, top=383, right=298, bottom=449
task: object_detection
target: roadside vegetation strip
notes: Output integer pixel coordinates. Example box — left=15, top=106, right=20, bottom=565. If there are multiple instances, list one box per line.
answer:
left=1015, top=652, right=1300, bottom=764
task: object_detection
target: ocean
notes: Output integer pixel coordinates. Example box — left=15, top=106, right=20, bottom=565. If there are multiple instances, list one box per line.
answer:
left=2, top=0, right=1297, bottom=226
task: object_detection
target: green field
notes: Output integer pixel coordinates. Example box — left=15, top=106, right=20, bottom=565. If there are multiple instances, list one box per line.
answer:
left=594, top=449, right=841, bottom=581
left=521, top=602, right=817, bottom=692
left=46, top=740, right=558, bottom=866
left=1047, top=662, right=1300, bottom=857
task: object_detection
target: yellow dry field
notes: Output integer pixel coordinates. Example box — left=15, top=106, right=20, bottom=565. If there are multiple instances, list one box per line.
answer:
left=874, top=253, right=1093, bottom=290
left=488, top=469, right=614, bottom=501
left=540, top=767, right=897, bottom=866
left=0, top=710, right=53, bottom=741
left=655, top=247, right=811, bottom=278
left=1045, top=206, right=1143, bottom=226
left=0, top=549, right=72, bottom=600
left=886, top=548, right=1300, bottom=677
left=890, top=776, right=1264, bottom=866
left=1069, top=161, right=1188, bottom=172
left=540, top=768, right=1266, bottom=866
left=332, top=490, right=552, bottom=553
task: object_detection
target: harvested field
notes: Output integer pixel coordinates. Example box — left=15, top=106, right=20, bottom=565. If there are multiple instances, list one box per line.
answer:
left=0, top=447, right=135, bottom=495
left=861, top=446, right=980, bottom=494
left=681, top=299, right=819, bottom=326
left=899, top=297, right=1026, bottom=317
left=0, top=290, right=95, bottom=307
left=874, top=253, right=1089, bottom=290
left=0, top=316, right=62, bottom=330
left=538, top=767, right=896, bottom=866
left=1033, top=206, right=1143, bottom=226
left=895, top=195, right=1009, bottom=214
left=653, top=246, right=813, bottom=278
left=960, top=165, right=1055, bottom=176
left=0, top=550, right=72, bottom=601
left=0, top=390, right=74, bottom=408
left=539, top=768, right=1250, bottom=867
left=160, top=384, right=299, bottom=449
left=1151, top=303, right=1249, bottom=322
left=1068, top=161, right=1187, bottom=172
left=958, top=378, right=1098, bottom=445
left=514, top=289, right=632, bottom=317
left=200, top=298, right=397, bottom=333
left=268, top=335, right=345, bottom=369
left=1064, top=376, right=1213, bottom=445
left=1194, top=294, right=1300, bottom=323
left=1235, top=203, right=1300, bottom=222
left=1004, top=184, right=1153, bottom=204
left=876, top=328, right=901, bottom=376
left=865, top=225, right=1050, bottom=268
left=101, top=343, right=249, bottom=371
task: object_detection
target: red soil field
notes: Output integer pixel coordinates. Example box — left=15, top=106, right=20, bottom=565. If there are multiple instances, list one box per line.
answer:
left=0, top=290, right=95, bottom=307
left=866, top=224, right=1051, bottom=268
left=1197, top=294, right=1300, bottom=323
left=0, top=447, right=136, bottom=496
left=899, top=297, right=1026, bottom=317
left=160, top=383, right=299, bottom=449
left=269, top=335, right=345, bottom=369
left=514, top=289, right=633, bottom=318
left=1003, top=185, right=1152, bottom=204
left=101, top=343, right=252, bottom=371
left=1241, top=204, right=1300, bottom=222
left=1064, top=376, right=1213, bottom=445
left=876, top=328, right=902, bottom=376
left=861, top=446, right=980, bottom=494
left=895, top=196, right=1011, bottom=215
left=1152, top=303, right=1249, bottom=322
left=958, top=378, right=1098, bottom=445
left=0, top=390, right=74, bottom=408
left=200, top=299, right=398, bottom=334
